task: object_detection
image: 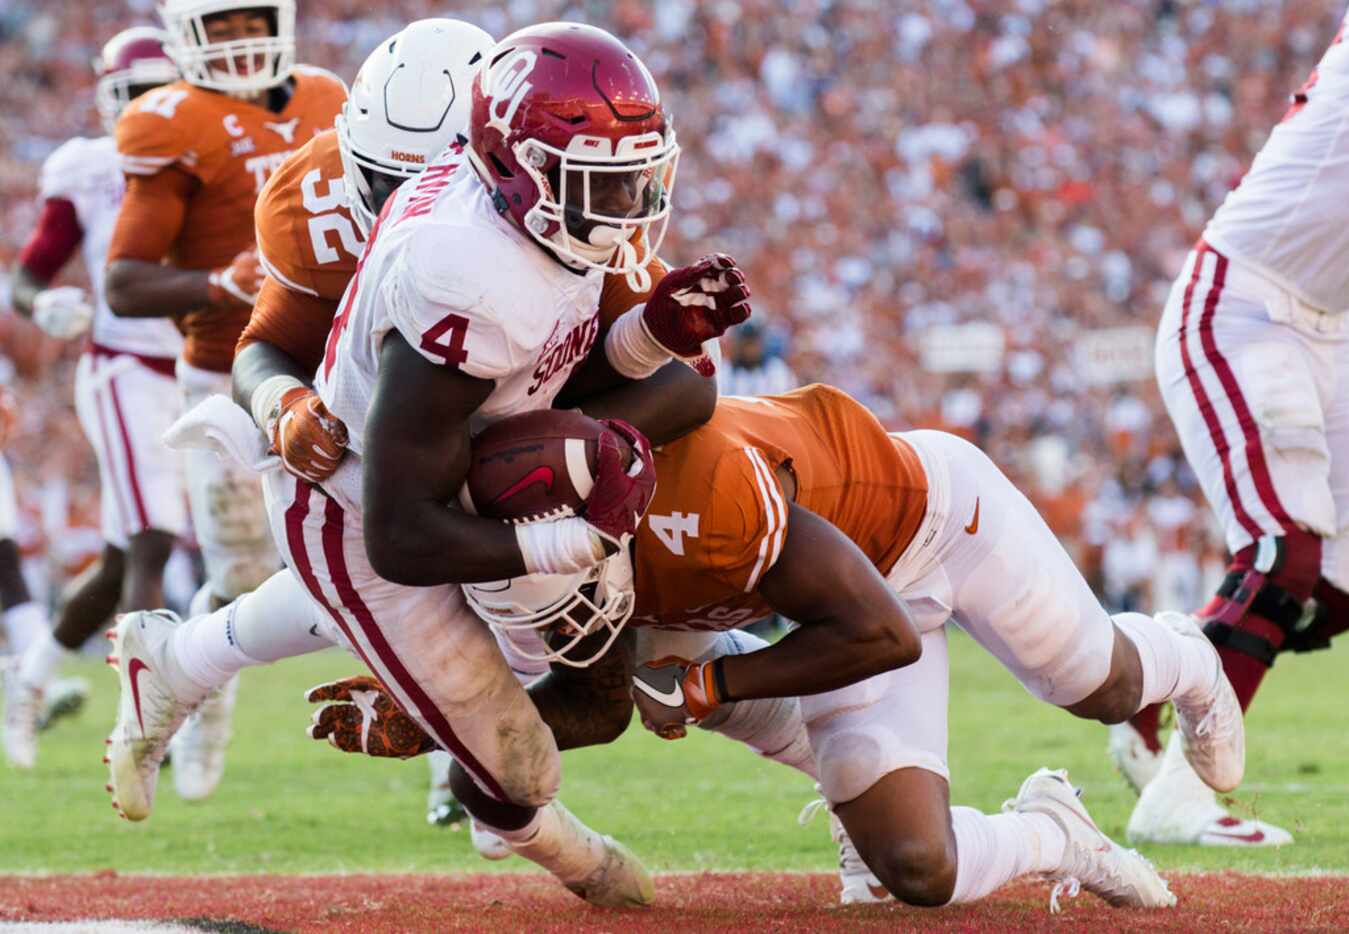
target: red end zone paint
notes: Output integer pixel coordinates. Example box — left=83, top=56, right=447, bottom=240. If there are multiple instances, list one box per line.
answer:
left=1, top=872, right=1346, bottom=933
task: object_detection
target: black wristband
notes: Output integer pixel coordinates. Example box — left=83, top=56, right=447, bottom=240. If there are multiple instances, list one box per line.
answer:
left=711, top=656, right=733, bottom=704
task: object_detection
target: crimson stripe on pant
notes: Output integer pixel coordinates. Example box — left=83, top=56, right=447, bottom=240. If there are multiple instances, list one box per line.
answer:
left=90, top=361, right=133, bottom=534
left=1194, top=248, right=1294, bottom=532
left=296, top=484, right=510, bottom=803
left=284, top=481, right=368, bottom=662
left=106, top=372, right=151, bottom=531
left=1178, top=243, right=1262, bottom=541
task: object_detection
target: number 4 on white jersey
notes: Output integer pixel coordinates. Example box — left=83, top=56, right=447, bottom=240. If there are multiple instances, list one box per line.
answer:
left=648, top=511, right=699, bottom=555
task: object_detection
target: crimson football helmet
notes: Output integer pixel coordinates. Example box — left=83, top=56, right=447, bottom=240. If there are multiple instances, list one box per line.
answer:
left=94, top=27, right=179, bottom=134
left=466, top=22, right=679, bottom=291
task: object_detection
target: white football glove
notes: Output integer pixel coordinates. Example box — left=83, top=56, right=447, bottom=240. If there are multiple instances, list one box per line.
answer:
left=32, top=286, right=94, bottom=340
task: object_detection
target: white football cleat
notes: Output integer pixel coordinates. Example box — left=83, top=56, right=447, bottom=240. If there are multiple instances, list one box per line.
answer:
left=1007, top=767, right=1176, bottom=910
left=471, top=819, right=512, bottom=861
left=798, top=794, right=891, bottom=905
left=506, top=800, right=654, bottom=908
left=2, top=661, right=41, bottom=769
left=1156, top=611, right=1244, bottom=792
left=1127, top=734, right=1291, bottom=847
left=1108, top=720, right=1164, bottom=796
left=39, top=677, right=90, bottom=731
left=171, top=674, right=237, bottom=802
left=106, top=611, right=199, bottom=820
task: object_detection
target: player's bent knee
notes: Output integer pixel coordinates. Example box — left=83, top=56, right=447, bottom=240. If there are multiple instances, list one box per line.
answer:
left=866, top=837, right=957, bottom=907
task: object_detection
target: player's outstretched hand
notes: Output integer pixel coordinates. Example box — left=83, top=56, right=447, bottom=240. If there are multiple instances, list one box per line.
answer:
left=269, top=386, right=349, bottom=484
left=305, top=675, right=436, bottom=758
left=208, top=247, right=265, bottom=308
left=641, top=253, right=751, bottom=376
left=582, top=418, right=657, bottom=552
left=632, top=657, right=722, bottom=740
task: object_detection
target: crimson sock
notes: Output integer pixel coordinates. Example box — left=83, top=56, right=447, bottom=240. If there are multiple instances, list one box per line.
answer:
left=1216, top=645, right=1268, bottom=712
left=1128, top=703, right=1164, bottom=753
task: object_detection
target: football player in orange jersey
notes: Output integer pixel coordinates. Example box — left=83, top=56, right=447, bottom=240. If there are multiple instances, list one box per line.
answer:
left=312, top=385, right=1246, bottom=912
left=102, top=0, right=345, bottom=802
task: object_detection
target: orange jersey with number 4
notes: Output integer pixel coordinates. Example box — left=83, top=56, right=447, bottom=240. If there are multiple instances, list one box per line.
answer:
left=113, top=69, right=347, bottom=371
left=631, top=384, right=928, bottom=631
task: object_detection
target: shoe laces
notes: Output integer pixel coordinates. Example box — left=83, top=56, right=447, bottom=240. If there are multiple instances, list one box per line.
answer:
left=798, top=793, right=870, bottom=878
left=1049, top=877, right=1080, bottom=914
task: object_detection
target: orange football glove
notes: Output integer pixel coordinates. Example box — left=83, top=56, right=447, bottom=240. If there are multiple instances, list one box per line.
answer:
left=268, top=386, right=349, bottom=484
left=631, top=656, right=723, bottom=740
left=207, top=247, right=265, bottom=308
left=305, top=675, right=436, bottom=758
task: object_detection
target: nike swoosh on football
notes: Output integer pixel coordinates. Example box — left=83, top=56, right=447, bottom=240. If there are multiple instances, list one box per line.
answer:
left=964, top=497, right=980, bottom=535
left=492, top=466, right=555, bottom=505
left=128, top=658, right=151, bottom=737
left=632, top=674, right=684, bottom=708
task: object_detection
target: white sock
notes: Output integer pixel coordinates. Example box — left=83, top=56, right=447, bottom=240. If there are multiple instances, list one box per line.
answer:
left=2, top=601, right=48, bottom=657
left=18, top=630, right=67, bottom=689
left=488, top=800, right=604, bottom=884
left=228, top=573, right=333, bottom=663
left=169, top=604, right=259, bottom=700
left=1114, top=612, right=1219, bottom=708
left=947, top=806, right=1066, bottom=904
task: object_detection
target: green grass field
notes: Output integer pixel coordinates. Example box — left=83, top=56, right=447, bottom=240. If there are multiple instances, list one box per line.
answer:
left=3, top=630, right=1346, bottom=877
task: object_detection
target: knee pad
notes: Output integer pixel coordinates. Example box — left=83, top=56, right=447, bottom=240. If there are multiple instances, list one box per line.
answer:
left=1200, top=532, right=1321, bottom=666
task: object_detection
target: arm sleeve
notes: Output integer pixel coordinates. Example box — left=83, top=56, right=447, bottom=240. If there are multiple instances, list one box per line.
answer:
left=16, top=199, right=83, bottom=282
left=106, top=169, right=195, bottom=263
left=237, top=277, right=341, bottom=376
left=697, top=447, right=789, bottom=592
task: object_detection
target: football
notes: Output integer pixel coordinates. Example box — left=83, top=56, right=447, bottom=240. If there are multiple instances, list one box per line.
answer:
left=459, top=409, right=622, bottom=522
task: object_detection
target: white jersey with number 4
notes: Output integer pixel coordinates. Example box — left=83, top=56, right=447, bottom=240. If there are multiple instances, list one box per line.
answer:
left=316, top=149, right=604, bottom=504
left=38, top=136, right=183, bottom=357
left=1203, top=15, right=1349, bottom=315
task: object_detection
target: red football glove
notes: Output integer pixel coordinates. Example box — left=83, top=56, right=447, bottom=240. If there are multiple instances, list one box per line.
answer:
left=268, top=386, right=349, bottom=484
left=632, top=656, right=723, bottom=740
left=581, top=417, right=657, bottom=552
left=642, top=253, right=751, bottom=376
left=207, top=247, right=265, bottom=309
left=305, top=675, right=436, bottom=758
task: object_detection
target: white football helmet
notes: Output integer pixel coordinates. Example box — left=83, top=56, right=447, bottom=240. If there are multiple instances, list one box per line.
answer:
left=157, top=0, right=295, bottom=95
left=463, top=550, right=636, bottom=669
left=336, top=19, right=494, bottom=235
left=94, top=27, right=179, bottom=135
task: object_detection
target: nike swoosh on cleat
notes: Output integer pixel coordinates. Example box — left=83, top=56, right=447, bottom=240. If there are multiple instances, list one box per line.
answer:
left=492, top=466, right=555, bottom=505
left=632, top=675, right=684, bottom=708
left=128, top=658, right=150, bottom=738
left=1204, top=828, right=1266, bottom=844
left=867, top=883, right=891, bottom=900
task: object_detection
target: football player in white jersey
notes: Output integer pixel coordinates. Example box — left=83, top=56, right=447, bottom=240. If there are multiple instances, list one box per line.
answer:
left=106, top=23, right=750, bottom=906
left=1114, top=13, right=1349, bottom=847
left=3, top=27, right=182, bottom=769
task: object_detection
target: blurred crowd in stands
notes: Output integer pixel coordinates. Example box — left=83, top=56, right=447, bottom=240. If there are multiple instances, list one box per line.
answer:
left=0, top=0, right=1341, bottom=614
